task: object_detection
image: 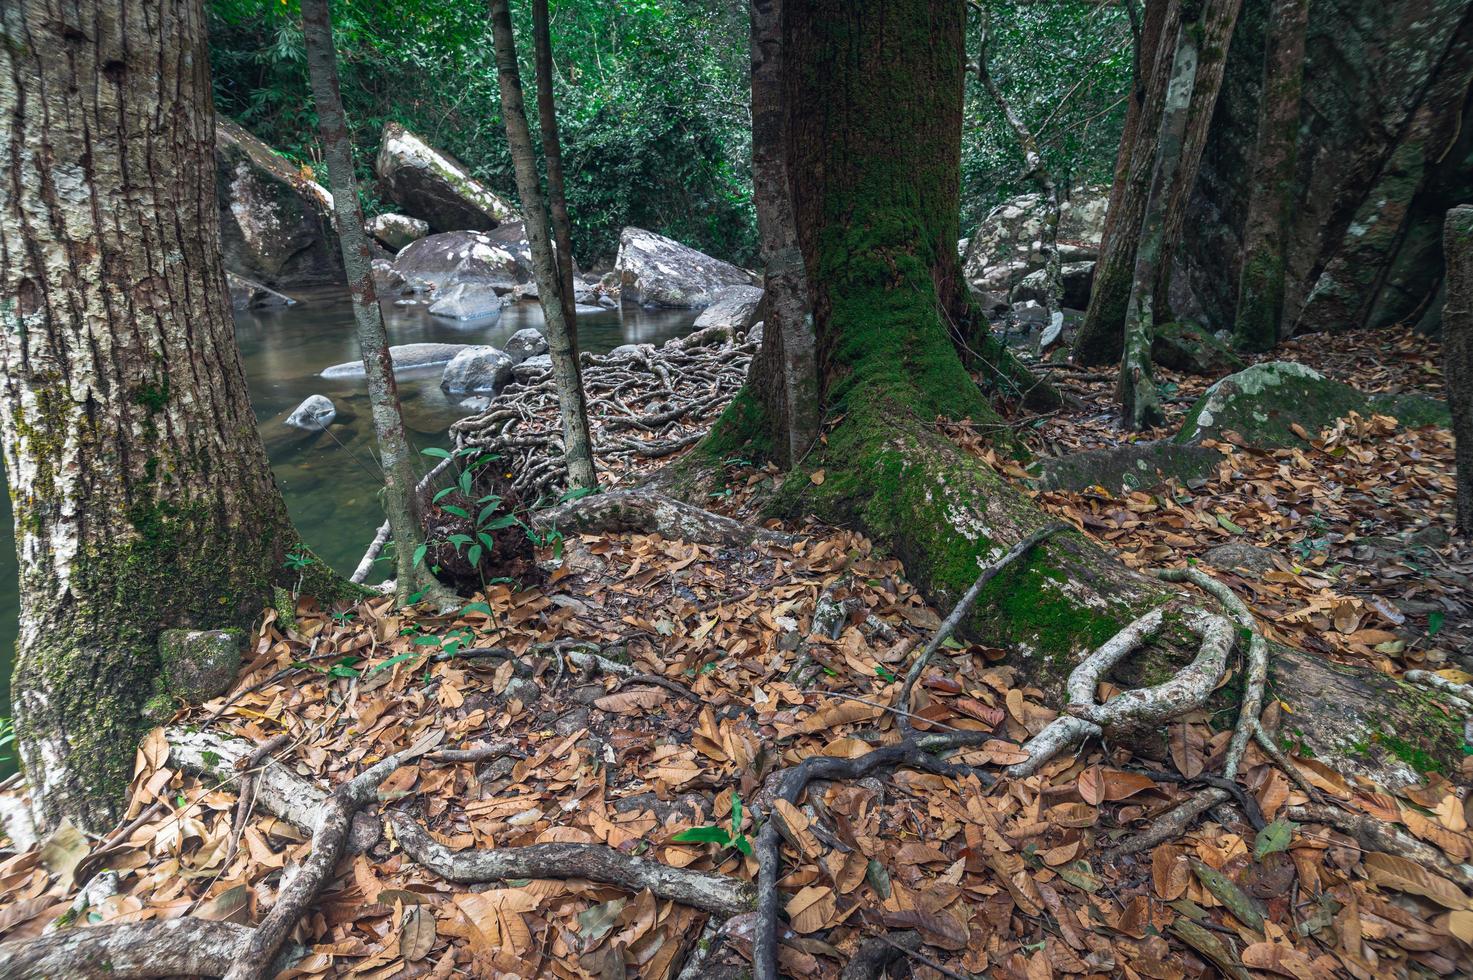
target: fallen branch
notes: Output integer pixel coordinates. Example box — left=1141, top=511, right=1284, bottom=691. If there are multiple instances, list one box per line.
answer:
left=388, top=810, right=755, bottom=916
left=897, top=523, right=1066, bottom=736
left=751, top=731, right=991, bottom=980
left=225, top=734, right=442, bottom=980
left=0, top=919, right=285, bottom=980
left=1405, top=668, right=1473, bottom=710
left=1287, top=804, right=1473, bottom=890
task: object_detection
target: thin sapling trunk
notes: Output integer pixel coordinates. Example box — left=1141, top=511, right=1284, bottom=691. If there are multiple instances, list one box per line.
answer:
left=301, top=0, right=454, bottom=604
left=490, top=0, right=599, bottom=492
left=533, top=0, right=579, bottom=336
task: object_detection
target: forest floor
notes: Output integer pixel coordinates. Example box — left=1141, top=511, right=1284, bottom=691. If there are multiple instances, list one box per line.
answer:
left=0, top=326, right=1470, bottom=979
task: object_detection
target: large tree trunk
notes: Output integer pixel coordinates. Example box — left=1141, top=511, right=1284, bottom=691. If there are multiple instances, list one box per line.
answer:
left=699, top=0, right=1465, bottom=797
left=301, top=0, right=450, bottom=604
left=1230, top=0, right=1309, bottom=352
left=0, top=0, right=318, bottom=830
left=490, top=0, right=598, bottom=491
left=1448, top=206, right=1473, bottom=536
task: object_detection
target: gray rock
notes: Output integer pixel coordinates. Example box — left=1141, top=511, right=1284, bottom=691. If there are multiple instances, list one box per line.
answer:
left=285, top=394, right=336, bottom=431
left=692, top=285, right=766, bottom=331
left=575, top=303, right=607, bottom=316
left=428, top=280, right=505, bottom=321
left=606, top=343, right=647, bottom=359
left=615, top=227, right=759, bottom=308
left=1008, top=261, right=1097, bottom=310
left=1032, top=441, right=1223, bottom=492
left=747, top=321, right=765, bottom=346
left=962, top=185, right=1109, bottom=296
left=367, top=212, right=429, bottom=251
left=216, top=117, right=342, bottom=290
left=1202, top=542, right=1280, bottom=575
left=503, top=327, right=548, bottom=363
left=226, top=272, right=296, bottom=311
left=371, top=258, right=405, bottom=294
left=1151, top=321, right=1245, bottom=376
left=374, top=122, right=516, bottom=233
left=440, top=346, right=515, bottom=394
left=394, top=230, right=525, bottom=293
left=158, top=629, right=242, bottom=704
left=512, top=353, right=552, bottom=382
left=321, top=342, right=472, bottom=379
left=458, top=395, right=492, bottom=413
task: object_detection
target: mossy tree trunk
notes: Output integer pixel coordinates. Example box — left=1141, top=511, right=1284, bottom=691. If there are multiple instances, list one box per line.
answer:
left=301, top=0, right=451, bottom=606
left=699, top=0, right=1466, bottom=791
left=1230, top=0, right=1308, bottom=352
left=0, top=0, right=319, bottom=830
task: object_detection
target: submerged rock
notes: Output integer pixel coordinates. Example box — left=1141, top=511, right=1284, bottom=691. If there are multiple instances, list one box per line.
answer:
left=693, top=285, right=765, bottom=331
left=375, top=122, right=515, bottom=233
left=1176, top=361, right=1449, bottom=448
left=158, top=629, right=242, bottom=704
left=321, top=343, right=472, bottom=379
left=441, top=346, right=515, bottom=394
left=427, top=281, right=504, bottom=321
left=216, top=117, right=342, bottom=290
left=367, top=212, right=429, bottom=251
left=285, top=394, right=337, bottom=431
left=226, top=272, right=297, bottom=311
left=615, top=227, right=759, bottom=308
left=503, top=328, right=548, bottom=364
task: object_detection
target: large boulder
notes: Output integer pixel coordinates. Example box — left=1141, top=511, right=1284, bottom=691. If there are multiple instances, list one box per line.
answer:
left=375, top=122, right=515, bottom=233
left=1176, top=361, right=1450, bottom=448
left=393, top=230, right=528, bottom=294
left=1008, top=261, right=1097, bottom=310
left=368, top=213, right=429, bottom=251
left=285, top=394, right=336, bottom=431
left=216, top=117, right=342, bottom=290
left=692, top=286, right=766, bottom=331
left=321, top=343, right=472, bottom=379
left=503, top=328, right=548, bottom=363
left=961, top=185, right=1108, bottom=296
left=427, top=281, right=504, bottom=321
left=615, top=227, right=759, bottom=308
left=441, top=346, right=515, bottom=395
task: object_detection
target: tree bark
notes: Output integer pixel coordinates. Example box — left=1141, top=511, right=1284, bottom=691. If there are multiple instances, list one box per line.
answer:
left=698, top=0, right=1464, bottom=791
left=0, top=0, right=322, bottom=831
left=489, top=0, right=598, bottom=491
left=1073, top=0, right=1179, bottom=365
left=1447, top=205, right=1473, bottom=536
left=532, top=0, right=578, bottom=337
left=1230, top=0, right=1308, bottom=352
left=300, top=0, right=450, bottom=604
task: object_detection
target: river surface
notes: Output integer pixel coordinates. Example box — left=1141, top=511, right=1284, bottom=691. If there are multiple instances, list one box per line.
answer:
left=0, top=293, right=700, bottom=722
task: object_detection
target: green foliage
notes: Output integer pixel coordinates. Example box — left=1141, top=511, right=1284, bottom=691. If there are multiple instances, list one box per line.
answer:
left=208, top=0, right=756, bottom=263
left=961, top=1, right=1133, bottom=228
left=670, top=792, right=752, bottom=855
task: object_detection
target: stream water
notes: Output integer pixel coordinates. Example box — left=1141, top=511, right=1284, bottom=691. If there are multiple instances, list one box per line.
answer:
left=0, top=293, right=701, bottom=723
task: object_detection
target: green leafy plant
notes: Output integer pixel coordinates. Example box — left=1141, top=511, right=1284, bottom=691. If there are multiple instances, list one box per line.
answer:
left=670, top=792, right=752, bottom=855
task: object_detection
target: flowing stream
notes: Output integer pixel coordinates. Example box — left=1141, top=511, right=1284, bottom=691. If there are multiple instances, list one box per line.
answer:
left=0, top=293, right=701, bottom=730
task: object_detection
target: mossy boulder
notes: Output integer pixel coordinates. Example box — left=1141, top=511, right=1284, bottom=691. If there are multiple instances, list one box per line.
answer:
left=375, top=122, right=516, bottom=233
left=1176, top=361, right=1449, bottom=448
left=158, top=628, right=242, bottom=704
left=1151, top=322, right=1246, bottom=376
left=1032, top=441, right=1223, bottom=492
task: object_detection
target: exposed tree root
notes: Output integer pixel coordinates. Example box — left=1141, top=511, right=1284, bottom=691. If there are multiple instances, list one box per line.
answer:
left=896, top=523, right=1065, bottom=737
left=1112, top=788, right=1232, bottom=858
left=224, top=735, right=443, bottom=980
left=1009, top=606, right=1233, bottom=777
left=0, top=919, right=279, bottom=980
left=224, top=732, right=291, bottom=868
left=1286, top=804, right=1473, bottom=890
left=452, top=329, right=755, bottom=501
left=440, top=641, right=698, bottom=701
left=1405, top=668, right=1473, bottom=710
left=750, top=731, right=992, bottom=980
left=530, top=487, right=794, bottom=548
left=388, top=810, right=755, bottom=915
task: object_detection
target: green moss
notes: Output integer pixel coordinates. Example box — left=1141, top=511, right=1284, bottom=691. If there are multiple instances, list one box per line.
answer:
left=1232, top=246, right=1287, bottom=353
left=132, top=379, right=170, bottom=413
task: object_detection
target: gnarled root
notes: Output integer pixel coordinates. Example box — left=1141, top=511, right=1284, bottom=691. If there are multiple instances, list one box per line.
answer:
left=0, top=919, right=277, bottom=980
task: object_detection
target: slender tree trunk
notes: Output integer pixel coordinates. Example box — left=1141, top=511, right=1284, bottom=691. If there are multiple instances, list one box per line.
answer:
left=746, top=0, right=819, bottom=465
left=301, top=0, right=451, bottom=605
left=1073, top=0, right=1178, bottom=365
left=975, top=2, right=1064, bottom=346
left=532, top=0, right=578, bottom=338
left=1447, top=206, right=1473, bottom=536
left=0, top=0, right=314, bottom=830
left=1230, top=0, right=1308, bottom=352
left=490, top=0, right=598, bottom=492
